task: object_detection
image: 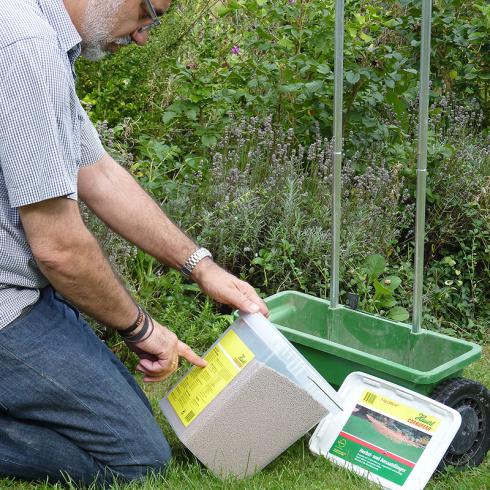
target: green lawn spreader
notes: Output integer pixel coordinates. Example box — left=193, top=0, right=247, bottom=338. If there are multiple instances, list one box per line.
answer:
left=265, top=291, right=481, bottom=398
left=263, top=0, right=490, bottom=469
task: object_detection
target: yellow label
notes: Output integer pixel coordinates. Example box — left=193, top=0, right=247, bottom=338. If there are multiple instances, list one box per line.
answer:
left=361, top=390, right=441, bottom=433
left=168, top=330, right=254, bottom=427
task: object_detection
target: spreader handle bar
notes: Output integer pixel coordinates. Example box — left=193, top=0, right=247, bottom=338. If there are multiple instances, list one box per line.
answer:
left=330, top=0, right=345, bottom=308
left=412, top=0, right=433, bottom=334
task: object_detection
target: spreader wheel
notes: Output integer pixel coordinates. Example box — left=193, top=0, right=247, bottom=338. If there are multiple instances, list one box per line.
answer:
left=430, top=377, right=490, bottom=469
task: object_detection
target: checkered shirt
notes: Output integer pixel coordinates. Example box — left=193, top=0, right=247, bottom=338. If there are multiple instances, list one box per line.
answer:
left=0, top=0, right=105, bottom=328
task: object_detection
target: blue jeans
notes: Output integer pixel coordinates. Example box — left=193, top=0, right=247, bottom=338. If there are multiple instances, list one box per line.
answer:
left=0, top=287, right=171, bottom=487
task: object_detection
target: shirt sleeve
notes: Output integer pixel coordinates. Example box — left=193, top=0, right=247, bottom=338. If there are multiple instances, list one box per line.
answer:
left=0, top=38, right=99, bottom=207
left=77, top=100, right=105, bottom=167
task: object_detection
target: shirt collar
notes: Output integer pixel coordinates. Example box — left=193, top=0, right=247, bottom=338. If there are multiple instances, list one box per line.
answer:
left=37, top=0, right=82, bottom=54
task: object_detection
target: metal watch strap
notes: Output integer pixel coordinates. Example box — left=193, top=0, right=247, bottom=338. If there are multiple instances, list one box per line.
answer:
left=180, top=247, right=213, bottom=277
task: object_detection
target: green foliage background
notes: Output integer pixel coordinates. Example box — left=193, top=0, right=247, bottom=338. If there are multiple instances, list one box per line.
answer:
left=77, top=0, right=489, bottom=341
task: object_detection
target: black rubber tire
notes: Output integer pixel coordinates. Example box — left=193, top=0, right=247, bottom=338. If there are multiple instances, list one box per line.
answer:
left=430, top=377, right=490, bottom=470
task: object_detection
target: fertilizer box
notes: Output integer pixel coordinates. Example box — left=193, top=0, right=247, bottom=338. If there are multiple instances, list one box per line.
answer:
left=160, top=313, right=342, bottom=478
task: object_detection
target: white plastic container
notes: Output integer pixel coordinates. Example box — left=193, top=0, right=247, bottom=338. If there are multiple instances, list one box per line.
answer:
left=310, top=372, right=462, bottom=490
left=160, top=313, right=342, bottom=478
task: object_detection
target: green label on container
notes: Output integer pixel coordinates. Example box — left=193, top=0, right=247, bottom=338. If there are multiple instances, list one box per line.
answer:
left=329, top=431, right=415, bottom=486
left=328, top=391, right=436, bottom=486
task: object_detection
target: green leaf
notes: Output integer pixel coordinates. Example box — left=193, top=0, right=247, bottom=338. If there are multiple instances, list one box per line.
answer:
left=201, top=134, right=217, bottom=147
left=304, top=80, right=323, bottom=93
left=185, top=107, right=197, bottom=121
left=385, top=78, right=395, bottom=89
left=388, top=306, right=409, bottom=322
left=278, top=37, right=294, bottom=50
left=347, top=27, right=357, bottom=38
left=162, top=111, right=177, bottom=124
left=360, top=32, right=373, bottom=42
left=166, top=101, right=184, bottom=113
left=217, top=6, right=231, bottom=16
left=383, top=18, right=401, bottom=28
left=316, top=63, right=331, bottom=74
left=386, top=90, right=409, bottom=131
left=354, top=13, right=366, bottom=25
left=224, top=0, right=241, bottom=10
left=443, top=256, right=457, bottom=267
left=364, top=254, right=385, bottom=280
left=468, top=31, right=485, bottom=40
left=362, top=116, right=378, bottom=128
left=346, top=71, right=360, bottom=84
left=374, top=279, right=392, bottom=297
left=381, top=275, right=402, bottom=292
left=379, top=297, right=397, bottom=308
left=278, top=83, right=303, bottom=93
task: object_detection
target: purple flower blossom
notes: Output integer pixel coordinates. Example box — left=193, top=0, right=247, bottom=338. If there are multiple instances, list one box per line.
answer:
left=231, top=45, right=240, bottom=55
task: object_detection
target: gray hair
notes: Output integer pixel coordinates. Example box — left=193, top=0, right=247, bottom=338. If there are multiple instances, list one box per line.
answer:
left=81, top=0, right=128, bottom=61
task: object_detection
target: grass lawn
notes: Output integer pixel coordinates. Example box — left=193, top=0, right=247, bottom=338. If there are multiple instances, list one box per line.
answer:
left=2, top=347, right=489, bottom=490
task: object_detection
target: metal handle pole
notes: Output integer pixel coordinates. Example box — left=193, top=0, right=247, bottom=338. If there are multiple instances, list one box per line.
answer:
left=412, top=0, right=433, bottom=333
left=330, top=0, right=345, bottom=308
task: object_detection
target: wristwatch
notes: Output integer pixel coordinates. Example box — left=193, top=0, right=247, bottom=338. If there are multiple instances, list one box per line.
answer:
left=180, top=247, right=213, bottom=277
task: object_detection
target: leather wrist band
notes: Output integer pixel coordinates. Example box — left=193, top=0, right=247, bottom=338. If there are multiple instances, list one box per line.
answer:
left=118, top=305, right=144, bottom=336
left=180, top=247, right=213, bottom=277
left=124, top=314, right=155, bottom=344
left=137, top=316, right=155, bottom=343
left=122, top=312, right=151, bottom=342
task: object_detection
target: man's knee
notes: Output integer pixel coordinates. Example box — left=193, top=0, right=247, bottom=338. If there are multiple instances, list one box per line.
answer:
left=94, top=441, right=171, bottom=487
left=112, top=431, right=172, bottom=482
left=141, top=439, right=173, bottom=476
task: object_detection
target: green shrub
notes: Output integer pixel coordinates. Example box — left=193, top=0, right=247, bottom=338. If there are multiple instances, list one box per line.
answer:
left=161, top=115, right=406, bottom=299
left=77, top=0, right=490, bottom=152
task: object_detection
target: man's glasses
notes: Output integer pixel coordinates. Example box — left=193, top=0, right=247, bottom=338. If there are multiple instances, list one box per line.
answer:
left=140, top=0, right=161, bottom=32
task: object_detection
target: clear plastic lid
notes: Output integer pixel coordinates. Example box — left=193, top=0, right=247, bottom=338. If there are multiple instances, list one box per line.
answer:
left=234, top=313, right=343, bottom=415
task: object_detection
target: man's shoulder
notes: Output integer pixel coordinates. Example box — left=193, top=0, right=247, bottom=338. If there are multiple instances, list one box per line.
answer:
left=0, top=0, right=57, bottom=50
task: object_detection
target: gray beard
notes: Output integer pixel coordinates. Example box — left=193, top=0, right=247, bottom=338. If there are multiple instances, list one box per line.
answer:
left=80, top=0, right=129, bottom=61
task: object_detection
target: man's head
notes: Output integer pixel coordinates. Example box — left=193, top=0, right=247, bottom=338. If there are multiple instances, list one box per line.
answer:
left=64, top=0, right=170, bottom=61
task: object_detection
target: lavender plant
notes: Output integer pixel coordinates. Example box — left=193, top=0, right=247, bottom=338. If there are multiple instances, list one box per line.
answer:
left=167, top=115, right=406, bottom=297
left=84, top=100, right=489, bottom=337
left=428, top=94, right=485, bottom=141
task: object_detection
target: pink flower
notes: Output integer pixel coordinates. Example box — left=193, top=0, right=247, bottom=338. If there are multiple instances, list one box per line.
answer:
left=231, top=45, right=240, bottom=55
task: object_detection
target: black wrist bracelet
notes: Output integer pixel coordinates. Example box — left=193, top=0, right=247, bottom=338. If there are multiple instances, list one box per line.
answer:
left=119, top=305, right=144, bottom=336
left=134, top=316, right=155, bottom=344
left=123, top=312, right=152, bottom=343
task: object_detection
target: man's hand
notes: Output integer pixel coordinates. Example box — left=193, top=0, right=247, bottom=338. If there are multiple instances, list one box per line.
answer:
left=192, top=259, right=269, bottom=317
left=126, top=318, right=207, bottom=383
